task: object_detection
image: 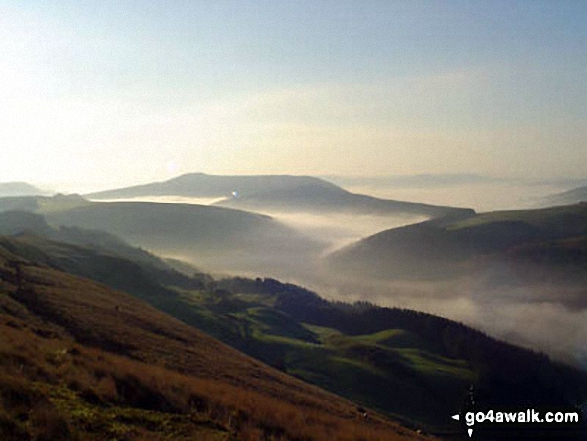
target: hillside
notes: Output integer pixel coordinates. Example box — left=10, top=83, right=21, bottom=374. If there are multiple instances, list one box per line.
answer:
left=85, top=173, right=473, bottom=218
left=215, top=183, right=474, bottom=218
left=0, top=195, right=325, bottom=274
left=0, top=182, right=50, bottom=198
left=0, top=213, right=205, bottom=298
left=0, top=238, right=426, bottom=441
left=0, top=211, right=174, bottom=271
left=329, top=203, right=587, bottom=307
left=86, top=173, right=341, bottom=199
left=174, top=276, right=587, bottom=436
left=0, top=224, right=584, bottom=438
left=546, top=186, right=587, bottom=206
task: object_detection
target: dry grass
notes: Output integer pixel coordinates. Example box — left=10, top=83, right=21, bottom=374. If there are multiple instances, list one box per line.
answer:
left=0, top=248, right=432, bottom=441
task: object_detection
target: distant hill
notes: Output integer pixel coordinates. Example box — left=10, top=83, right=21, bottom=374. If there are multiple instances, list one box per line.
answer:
left=86, top=173, right=340, bottom=199
left=0, top=195, right=326, bottom=274
left=0, top=193, right=88, bottom=213
left=216, top=182, right=474, bottom=218
left=0, top=222, right=584, bottom=436
left=546, top=185, right=587, bottom=206
left=0, top=238, right=422, bottom=441
left=0, top=182, right=50, bottom=197
left=0, top=211, right=203, bottom=292
left=85, top=173, right=473, bottom=218
left=330, top=203, right=587, bottom=307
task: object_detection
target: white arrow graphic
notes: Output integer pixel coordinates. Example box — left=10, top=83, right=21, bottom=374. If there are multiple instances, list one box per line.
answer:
left=451, top=414, right=472, bottom=437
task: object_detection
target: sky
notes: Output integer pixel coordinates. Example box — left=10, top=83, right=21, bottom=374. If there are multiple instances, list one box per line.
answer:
left=1, top=0, right=586, bottom=193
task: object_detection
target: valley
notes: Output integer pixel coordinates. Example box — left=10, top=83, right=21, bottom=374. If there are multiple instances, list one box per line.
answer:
left=1, top=181, right=586, bottom=439
left=4, top=3, right=587, bottom=439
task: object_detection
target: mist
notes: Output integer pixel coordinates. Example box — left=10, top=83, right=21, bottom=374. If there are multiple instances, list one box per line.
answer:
left=85, top=185, right=586, bottom=369
left=87, top=195, right=427, bottom=252
left=155, top=215, right=586, bottom=370
left=237, top=210, right=429, bottom=253
left=93, top=196, right=227, bottom=205
left=340, top=180, right=575, bottom=212
left=309, top=273, right=587, bottom=369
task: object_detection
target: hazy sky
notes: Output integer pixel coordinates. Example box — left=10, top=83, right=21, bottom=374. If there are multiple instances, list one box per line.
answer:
left=1, top=1, right=586, bottom=192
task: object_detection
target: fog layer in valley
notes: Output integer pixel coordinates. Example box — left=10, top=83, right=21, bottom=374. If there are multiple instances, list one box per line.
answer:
left=87, top=195, right=429, bottom=252
left=235, top=210, right=429, bottom=253
left=309, top=274, right=587, bottom=370
left=89, top=183, right=586, bottom=369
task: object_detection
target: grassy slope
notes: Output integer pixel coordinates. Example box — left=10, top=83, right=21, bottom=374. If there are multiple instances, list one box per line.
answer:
left=176, top=279, right=587, bottom=434
left=1, top=231, right=585, bottom=436
left=1, top=208, right=586, bottom=435
left=330, top=203, right=587, bottom=286
left=448, top=203, right=587, bottom=234
left=0, top=242, right=425, bottom=441
left=0, top=195, right=324, bottom=262
left=0, top=211, right=180, bottom=271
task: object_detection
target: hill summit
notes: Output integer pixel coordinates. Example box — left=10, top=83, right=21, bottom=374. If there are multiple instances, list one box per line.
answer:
left=86, top=173, right=339, bottom=200
left=85, top=173, right=472, bottom=218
